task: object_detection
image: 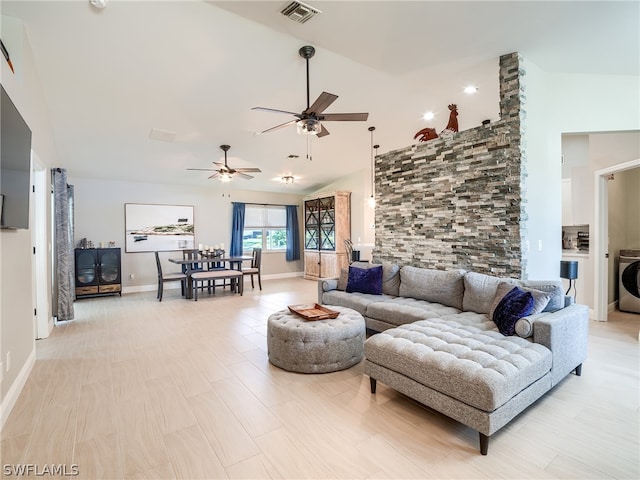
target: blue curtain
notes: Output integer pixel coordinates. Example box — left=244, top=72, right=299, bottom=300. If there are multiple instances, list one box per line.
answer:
left=230, top=202, right=245, bottom=256
left=286, top=205, right=300, bottom=261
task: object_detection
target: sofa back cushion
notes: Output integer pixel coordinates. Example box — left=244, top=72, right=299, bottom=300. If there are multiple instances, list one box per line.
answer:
left=399, top=266, right=466, bottom=309
left=381, top=263, right=401, bottom=296
left=462, top=272, right=517, bottom=314
left=519, top=280, right=564, bottom=312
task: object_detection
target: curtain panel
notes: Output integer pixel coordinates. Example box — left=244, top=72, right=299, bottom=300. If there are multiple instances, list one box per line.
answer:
left=230, top=202, right=245, bottom=257
left=52, top=168, right=75, bottom=321
left=285, top=205, right=300, bottom=261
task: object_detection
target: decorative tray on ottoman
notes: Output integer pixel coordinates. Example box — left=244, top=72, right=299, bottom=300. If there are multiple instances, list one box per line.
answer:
left=288, top=303, right=340, bottom=321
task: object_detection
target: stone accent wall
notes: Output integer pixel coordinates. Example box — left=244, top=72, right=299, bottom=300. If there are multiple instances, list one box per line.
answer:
left=373, top=53, right=528, bottom=277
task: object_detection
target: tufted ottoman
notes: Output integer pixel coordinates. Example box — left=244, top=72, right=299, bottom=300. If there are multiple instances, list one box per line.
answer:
left=267, top=306, right=365, bottom=373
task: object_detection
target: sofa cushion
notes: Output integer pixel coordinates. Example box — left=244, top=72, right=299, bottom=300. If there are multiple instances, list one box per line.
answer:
left=322, top=290, right=390, bottom=316
left=366, top=297, right=461, bottom=327
left=519, top=280, right=564, bottom=312
left=364, top=320, right=552, bottom=411
left=346, top=265, right=383, bottom=295
left=463, top=272, right=517, bottom=314
left=489, top=282, right=552, bottom=319
left=399, top=266, right=466, bottom=310
left=336, top=268, right=348, bottom=291
left=381, top=264, right=401, bottom=296
left=492, top=286, right=535, bottom=336
left=514, top=313, right=548, bottom=339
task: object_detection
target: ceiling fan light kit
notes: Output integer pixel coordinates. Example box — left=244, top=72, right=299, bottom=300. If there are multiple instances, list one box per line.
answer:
left=252, top=45, right=369, bottom=138
left=296, top=118, right=321, bottom=135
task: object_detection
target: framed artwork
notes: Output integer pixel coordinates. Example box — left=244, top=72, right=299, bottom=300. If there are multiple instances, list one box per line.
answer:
left=124, top=203, right=194, bottom=253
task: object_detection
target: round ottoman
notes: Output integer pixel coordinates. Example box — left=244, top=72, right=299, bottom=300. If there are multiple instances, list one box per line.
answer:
left=267, top=306, right=365, bottom=373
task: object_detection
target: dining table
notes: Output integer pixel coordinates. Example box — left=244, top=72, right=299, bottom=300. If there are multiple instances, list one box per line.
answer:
left=168, top=254, right=253, bottom=299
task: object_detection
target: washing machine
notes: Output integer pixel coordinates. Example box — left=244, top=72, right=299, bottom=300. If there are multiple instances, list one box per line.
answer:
left=619, top=249, right=640, bottom=313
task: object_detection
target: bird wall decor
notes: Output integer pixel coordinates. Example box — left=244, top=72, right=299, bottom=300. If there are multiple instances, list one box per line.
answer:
left=414, top=104, right=459, bottom=142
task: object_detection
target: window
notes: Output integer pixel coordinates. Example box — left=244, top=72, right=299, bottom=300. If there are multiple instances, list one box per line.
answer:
left=242, top=205, right=287, bottom=252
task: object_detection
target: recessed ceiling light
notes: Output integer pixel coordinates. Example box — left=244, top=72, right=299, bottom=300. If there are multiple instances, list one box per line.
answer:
left=422, top=112, right=434, bottom=121
left=464, top=85, right=478, bottom=94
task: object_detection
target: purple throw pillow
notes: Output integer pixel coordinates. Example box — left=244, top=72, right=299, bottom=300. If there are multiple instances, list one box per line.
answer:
left=492, top=286, right=534, bottom=336
left=346, top=265, right=383, bottom=295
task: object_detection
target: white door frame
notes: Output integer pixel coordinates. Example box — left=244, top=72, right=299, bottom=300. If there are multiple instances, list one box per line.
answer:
left=594, top=158, right=640, bottom=321
left=31, top=152, right=52, bottom=339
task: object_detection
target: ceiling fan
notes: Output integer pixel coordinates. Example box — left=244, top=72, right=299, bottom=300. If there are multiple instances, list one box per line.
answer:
left=187, top=144, right=261, bottom=182
left=252, top=45, right=369, bottom=138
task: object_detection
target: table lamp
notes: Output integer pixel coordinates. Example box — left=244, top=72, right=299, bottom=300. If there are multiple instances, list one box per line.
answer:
left=560, top=260, right=579, bottom=299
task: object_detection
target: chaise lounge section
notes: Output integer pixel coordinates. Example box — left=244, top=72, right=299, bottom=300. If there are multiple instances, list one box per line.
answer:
left=318, top=262, right=589, bottom=454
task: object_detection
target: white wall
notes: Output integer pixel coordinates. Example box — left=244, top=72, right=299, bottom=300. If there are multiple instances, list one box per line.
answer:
left=69, top=177, right=305, bottom=290
left=1, top=16, right=58, bottom=422
left=523, top=64, right=639, bottom=281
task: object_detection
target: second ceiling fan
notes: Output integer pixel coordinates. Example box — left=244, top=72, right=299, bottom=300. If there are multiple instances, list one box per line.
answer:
left=253, top=45, right=369, bottom=138
left=187, top=144, right=261, bottom=182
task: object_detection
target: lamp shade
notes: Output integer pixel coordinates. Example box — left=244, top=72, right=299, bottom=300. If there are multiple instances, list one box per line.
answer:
left=560, top=260, right=578, bottom=280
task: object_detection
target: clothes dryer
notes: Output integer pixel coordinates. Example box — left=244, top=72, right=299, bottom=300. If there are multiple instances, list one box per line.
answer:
left=619, top=249, right=640, bottom=314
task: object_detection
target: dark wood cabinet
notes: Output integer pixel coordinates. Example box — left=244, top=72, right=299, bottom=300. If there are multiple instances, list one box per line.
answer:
left=75, top=248, right=122, bottom=298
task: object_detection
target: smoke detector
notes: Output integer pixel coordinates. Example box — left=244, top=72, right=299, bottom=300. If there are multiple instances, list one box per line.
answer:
left=280, top=1, right=322, bottom=24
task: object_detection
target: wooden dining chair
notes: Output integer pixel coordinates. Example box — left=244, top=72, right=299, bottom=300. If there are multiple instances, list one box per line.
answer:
left=243, top=247, right=262, bottom=290
left=182, top=249, right=203, bottom=273
left=155, top=251, right=187, bottom=301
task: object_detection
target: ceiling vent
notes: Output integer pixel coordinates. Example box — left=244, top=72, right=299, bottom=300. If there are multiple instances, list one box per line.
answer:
left=280, top=1, right=321, bottom=24
left=149, top=128, right=176, bottom=142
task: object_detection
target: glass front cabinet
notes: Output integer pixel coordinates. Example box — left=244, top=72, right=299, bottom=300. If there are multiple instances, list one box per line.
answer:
left=74, top=247, right=122, bottom=298
left=303, top=191, right=351, bottom=280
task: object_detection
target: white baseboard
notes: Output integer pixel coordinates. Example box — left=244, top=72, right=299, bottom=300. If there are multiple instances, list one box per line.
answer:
left=1, top=346, right=36, bottom=430
left=122, top=271, right=304, bottom=295
left=608, top=301, right=618, bottom=313
left=262, top=271, right=304, bottom=280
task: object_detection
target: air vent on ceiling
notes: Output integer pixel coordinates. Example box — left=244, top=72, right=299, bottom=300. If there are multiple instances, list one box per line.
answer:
left=149, top=128, right=176, bottom=142
left=280, top=1, right=321, bottom=24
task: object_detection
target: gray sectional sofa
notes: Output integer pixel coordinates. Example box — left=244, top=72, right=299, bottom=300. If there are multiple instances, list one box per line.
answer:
left=318, top=262, right=589, bottom=455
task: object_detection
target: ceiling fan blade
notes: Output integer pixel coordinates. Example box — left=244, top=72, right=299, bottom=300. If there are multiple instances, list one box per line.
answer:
left=304, top=92, right=338, bottom=115
left=235, top=172, right=254, bottom=180
left=235, top=167, right=262, bottom=173
left=187, top=168, right=216, bottom=171
left=259, top=119, right=297, bottom=134
left=317, top=124, right=330, bottom=137
left=252, top=107, right=300, bottom=116
left=212, top=161, right=226, bottom=168
left=208, top=172, right=221, bottom=179
left=321, top=112, right=369, bottom=122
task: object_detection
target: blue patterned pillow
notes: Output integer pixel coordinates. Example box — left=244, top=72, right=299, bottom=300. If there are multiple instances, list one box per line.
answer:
left=346, top=265, right=383, bottom=295
left=492, top=286, right=534, bottom=336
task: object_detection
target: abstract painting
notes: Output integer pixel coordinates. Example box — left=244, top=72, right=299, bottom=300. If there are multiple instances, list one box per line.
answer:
left=124, top=203, right=194, bottom=253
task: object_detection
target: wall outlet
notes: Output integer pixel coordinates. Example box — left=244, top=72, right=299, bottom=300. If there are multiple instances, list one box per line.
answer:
left=538, top=240, right=543, bottom=251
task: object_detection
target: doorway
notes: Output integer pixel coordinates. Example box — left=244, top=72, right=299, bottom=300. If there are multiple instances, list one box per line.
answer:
left=594, top=158, right=640, bottom=321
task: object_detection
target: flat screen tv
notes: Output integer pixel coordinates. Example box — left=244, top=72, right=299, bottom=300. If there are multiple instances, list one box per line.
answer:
left=1, top=83, right=32, bottom=229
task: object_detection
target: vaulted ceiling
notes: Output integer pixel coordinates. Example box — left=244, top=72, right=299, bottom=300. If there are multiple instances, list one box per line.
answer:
left=2, top=1, right=638, bottom=193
